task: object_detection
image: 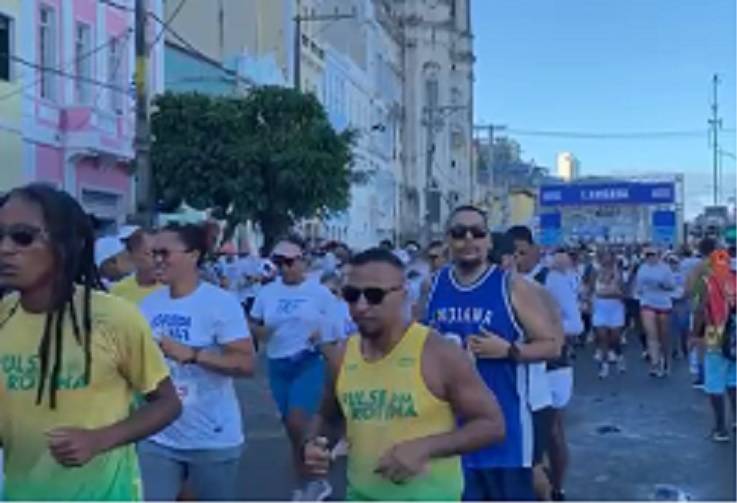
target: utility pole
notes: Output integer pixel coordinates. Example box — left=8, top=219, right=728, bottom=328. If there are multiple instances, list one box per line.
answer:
left=424, top=105, right=436, bottom=245
left=708, top=73, right=722, bottom=206
left=134, top=0, right=153, bottom=226
left=293, top=5, right=354, bottom=90
left=423, top=104, right=468, bottom=243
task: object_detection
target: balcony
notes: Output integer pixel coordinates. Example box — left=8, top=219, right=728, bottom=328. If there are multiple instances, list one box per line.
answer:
left=60, top=105, right=133, bottom=159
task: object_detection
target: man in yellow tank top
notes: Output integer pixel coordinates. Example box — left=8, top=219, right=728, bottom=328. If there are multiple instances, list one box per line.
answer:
left=303, top=248, right=505, bottom=501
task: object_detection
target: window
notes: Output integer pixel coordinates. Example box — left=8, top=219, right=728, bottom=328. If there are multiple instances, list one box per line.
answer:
left=75, top=23, right=92, bottom=103
left=39, top=6, right=57, bottom=100
left=0, top=14, right=11, bottom=81
left=108, top=36, right=123, bottom=113
left=425, top=77, right=439, bottom=110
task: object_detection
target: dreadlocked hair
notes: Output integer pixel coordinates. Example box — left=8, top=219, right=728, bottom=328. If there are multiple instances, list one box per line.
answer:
left=0, top=184, right=104, bottom=409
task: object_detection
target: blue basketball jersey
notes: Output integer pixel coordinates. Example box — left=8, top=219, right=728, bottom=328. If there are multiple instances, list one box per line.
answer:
left=424, top=265, right=533, bottom=469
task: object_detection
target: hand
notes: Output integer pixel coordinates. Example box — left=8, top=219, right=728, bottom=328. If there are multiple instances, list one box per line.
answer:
left=47, top=427, right=106, bottom=467
left=467, top=328, right=511, bottom=359
left=375, top=439, right=430, bottom=484
left=159, top=336, right=195, bottom=364
left=309, top=330, right=321, bottom=344
left=303, top=436, right=331, bottom=477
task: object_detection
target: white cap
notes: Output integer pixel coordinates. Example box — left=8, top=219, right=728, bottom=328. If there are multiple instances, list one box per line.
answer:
left=393, top=249, right=411, bottom=266
left=95, top=236, right=125, bottom=267
left=117, top=225, right=140, bottom=241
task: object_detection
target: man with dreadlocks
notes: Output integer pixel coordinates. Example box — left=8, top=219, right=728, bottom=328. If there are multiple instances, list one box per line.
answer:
left=0, top=184, right=182, bottom=500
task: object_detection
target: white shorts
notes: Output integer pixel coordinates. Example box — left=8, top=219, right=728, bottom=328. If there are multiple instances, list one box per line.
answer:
left=592, top=298, right=625, bottom=328
left=548, top=367, right=573, bottom=409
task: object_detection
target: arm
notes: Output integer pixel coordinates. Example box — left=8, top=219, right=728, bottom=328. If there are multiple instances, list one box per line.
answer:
left=511, top=275, right=564, bottom=361
left=420, top=336, right=505, bottom=457
left=374, top=335, right=504, bottom=482
left=48, top=306, right=182, bottom=467
left=92, top=377, right=181, bottom=454
left=302, top=344, right=347, bottom=477
left=48, top=379, right=181, bottom=466
left=194, top=338, right=255, bottom=377
left=303, top=343, right=346, bottom=446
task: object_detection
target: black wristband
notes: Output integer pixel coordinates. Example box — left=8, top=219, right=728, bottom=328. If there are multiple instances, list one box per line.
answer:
left=186, top=348, right=201, bottom=364
left=506, top=342, right=521, bottom=362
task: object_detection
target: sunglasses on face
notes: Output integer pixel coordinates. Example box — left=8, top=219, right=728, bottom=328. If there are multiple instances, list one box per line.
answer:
left=342, top=285, right=403, bottom=305
left=448, top=225, right=488, bottom=240
left=272, top=255, right=301, bottom=268
left=151, top=248, right=190, bottom=260
left=0, top=224, right=45, bottom=248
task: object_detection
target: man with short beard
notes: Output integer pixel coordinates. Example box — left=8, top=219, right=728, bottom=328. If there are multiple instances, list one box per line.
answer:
left=424, top=206, right=563, bottom=501
left=302, top=248, right=505, bottom=501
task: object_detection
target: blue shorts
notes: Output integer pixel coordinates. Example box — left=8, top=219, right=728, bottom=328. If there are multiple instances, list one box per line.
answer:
left=268, top=350, right=325, bottom=418
left=704, top=351, right=737, bottom=395
left=137, top=440, right=242, bottom=501
left=462, top=467, right=535, bottom=501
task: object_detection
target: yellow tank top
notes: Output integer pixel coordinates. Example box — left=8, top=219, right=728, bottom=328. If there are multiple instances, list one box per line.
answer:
left=336, top=323, right=463, bottom=501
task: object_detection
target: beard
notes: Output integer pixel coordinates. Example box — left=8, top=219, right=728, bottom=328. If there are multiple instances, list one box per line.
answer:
left=455, top=256, right=485, bottom=272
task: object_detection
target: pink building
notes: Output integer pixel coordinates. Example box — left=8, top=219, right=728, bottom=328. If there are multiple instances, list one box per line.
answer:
left=15, top=0, right=163, bottom=227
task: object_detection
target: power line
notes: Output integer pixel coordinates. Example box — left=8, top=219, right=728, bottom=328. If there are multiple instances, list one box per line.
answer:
left=99, top=0, right=134, bottom=12
left=504, top=128, right=709, bottom=139
left=0, top=29, right=132, bottom=103
left=149, top=0, right=187, bottom=48
left=3, top=52, right=130, bottom=94
left=148, top=11, right=254, bottom=88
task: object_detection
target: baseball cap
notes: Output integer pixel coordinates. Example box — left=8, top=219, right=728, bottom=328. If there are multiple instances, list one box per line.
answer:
left=117, top=225, right=140, bottom=241
left=95, top=236, right=125, bottom=267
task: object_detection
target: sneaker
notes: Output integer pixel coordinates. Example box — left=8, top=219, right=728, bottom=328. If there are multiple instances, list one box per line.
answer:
left=641, top=350, right=650, bottom=361
left=594, top=350, right=603, bottom=363
left=607, top=350, right=618, bottom=364
left=711, top=429, right=730, bottom=443
left=692, top=377, right=705, bottom=390
left=617, top=356, right=627, bottom=373
left=598, top=362, right=609, bottom=379
left=298, top=480, right=333, bottom=501
left=552, top=489, right=566, bottom=501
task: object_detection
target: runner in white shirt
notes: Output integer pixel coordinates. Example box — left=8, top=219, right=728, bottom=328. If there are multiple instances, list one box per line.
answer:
left=249, top=236, right=340, bottom=501
left=138, top=224, right=255, bottom=501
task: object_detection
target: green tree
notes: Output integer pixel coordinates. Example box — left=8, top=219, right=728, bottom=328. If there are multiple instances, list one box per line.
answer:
left=151, top=87, right=355, bottom=250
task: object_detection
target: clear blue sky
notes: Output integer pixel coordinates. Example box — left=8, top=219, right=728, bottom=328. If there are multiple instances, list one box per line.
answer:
left=472, top=0, right=736, bottom=217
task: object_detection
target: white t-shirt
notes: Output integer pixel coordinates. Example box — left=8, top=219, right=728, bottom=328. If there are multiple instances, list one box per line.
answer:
left=251, top=278, right=342, bottom=359
left=237, top=255, right=265, bottom=301
left=139, top=282, right=250, bottom=450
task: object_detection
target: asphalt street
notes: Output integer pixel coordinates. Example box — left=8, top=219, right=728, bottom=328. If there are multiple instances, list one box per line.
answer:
left=234, top=342, right=737, bottom=501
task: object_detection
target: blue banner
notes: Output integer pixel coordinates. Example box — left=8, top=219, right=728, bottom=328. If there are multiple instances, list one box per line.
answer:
left=539, top=182, right=675, bottom=206
left=651, top=210, right=676, bottom=245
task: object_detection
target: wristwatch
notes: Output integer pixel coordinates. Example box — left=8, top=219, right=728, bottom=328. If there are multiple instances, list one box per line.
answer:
left=506, top=342, right=521, bottom=362
left=185, top=348, right=201, bottom=365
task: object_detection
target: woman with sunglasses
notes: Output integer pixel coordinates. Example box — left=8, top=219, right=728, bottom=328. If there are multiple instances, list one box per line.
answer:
left=138, top=223, right=255, bottom=500
left=249, top=236, right=341, bottom=501
left=635, top=247, right=676, bottom=377
left=0, top=184, right=181, bottom=500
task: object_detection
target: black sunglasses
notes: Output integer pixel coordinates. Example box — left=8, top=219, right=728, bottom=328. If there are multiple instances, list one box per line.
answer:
left=448, top=225, right=488, bottom=240
left=0, top=225, right=45, bottom=248
left=272, top=254, right=301, bottom=268
left=342, top=285, right=403, bottom=305
left=152, top=248, right=191, bottom=260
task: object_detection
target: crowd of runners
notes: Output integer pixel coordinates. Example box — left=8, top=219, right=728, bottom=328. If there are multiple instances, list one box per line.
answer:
left=0, top=183, right=734, bottom=501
